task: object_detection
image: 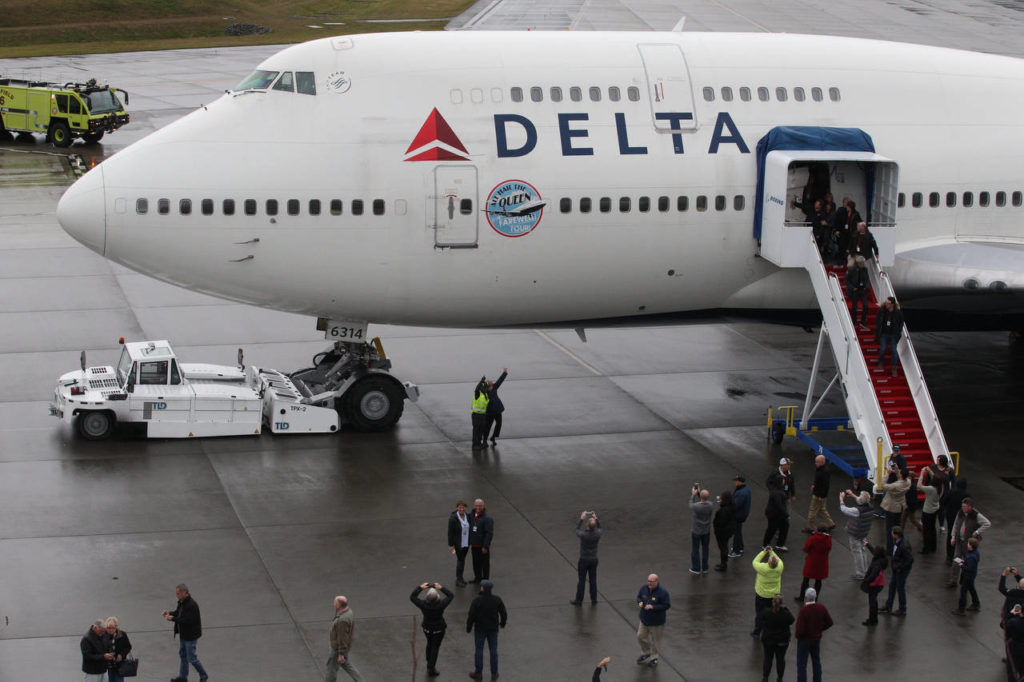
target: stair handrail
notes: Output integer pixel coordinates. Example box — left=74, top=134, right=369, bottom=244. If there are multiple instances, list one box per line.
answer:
left=866, top=259, right=951, bottom=466
left=802, top=234, right=893, bottom=484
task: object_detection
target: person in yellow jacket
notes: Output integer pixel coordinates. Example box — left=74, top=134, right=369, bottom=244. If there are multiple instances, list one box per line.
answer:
left=751, top=546, right=785, bottom=638
left=471, top=377, right=490, bottom=450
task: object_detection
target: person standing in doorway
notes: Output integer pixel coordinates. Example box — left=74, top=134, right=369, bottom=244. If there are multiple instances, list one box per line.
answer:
left=410, top=582, right=454, bottom=677
left=162, top=583, right=208, bottom=682
left=471, top=377, right=490, bottom=450
left=484, top=368, right=508, bottom=445
left=469, top=499, right=494, bottom=582
left=325, top=595, right=365, bottom=682
left=448, top=500, right=472, bottom=587
left=730, top=475, right=751, bottom=559
left=570, top=510, right=603, bottom=605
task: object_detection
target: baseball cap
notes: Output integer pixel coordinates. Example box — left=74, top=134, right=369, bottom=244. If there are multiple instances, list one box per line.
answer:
left=779, top=458, right=790, bottom=466
left=733, top=475, right=746, bottom=482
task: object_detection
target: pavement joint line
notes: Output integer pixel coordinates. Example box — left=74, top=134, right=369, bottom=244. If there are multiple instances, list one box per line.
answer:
left=534, top=329, right=603, bottom=376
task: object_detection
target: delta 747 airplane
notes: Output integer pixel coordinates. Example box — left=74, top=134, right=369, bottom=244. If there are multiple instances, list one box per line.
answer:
left=55, top=30, right=1024, bottom=435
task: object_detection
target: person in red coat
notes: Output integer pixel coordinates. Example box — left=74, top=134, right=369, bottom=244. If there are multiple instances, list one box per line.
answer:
left=796, top=526, right=832, bottom=602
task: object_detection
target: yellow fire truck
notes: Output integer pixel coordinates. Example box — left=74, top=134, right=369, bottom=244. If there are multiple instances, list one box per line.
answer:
left=0, top=77, right=129, bottom=146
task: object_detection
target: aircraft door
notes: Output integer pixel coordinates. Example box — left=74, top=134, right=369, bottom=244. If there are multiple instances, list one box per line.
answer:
left=637, top=44, right=697, bottom=131
left=433, top=165, right=478, bottom=248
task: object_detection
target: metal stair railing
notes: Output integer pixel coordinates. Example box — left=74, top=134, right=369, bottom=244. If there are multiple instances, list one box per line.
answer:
left=866, top=257, right=950, bottom=467
left=801, top=232, right=893, bottom=484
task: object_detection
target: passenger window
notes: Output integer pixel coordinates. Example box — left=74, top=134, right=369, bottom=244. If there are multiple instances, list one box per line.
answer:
left=897, top=193, right=905, bottom=208
left=696, top=195, right=708, bottom=212
left=657, top=196, right=669, bottom=212
left=794, top=87, right=806, bottom=102
left=996, top=191, right=1006, bottom=207
left=829, top=87, right=841, bottom=102
left=352, top=199, right=364, bottom=215
left=1015, top=191, right=1024, bottom=207
left=639, top=196, right=650, bottom=212
left=180, top=199, right=192, bottom=215
left=287, top=199, right=300, bottom=216
left=460, top=199, right=473, bottom=215
left=929, top=192, right=940, bottom=208
left=309, top=199, right=321, bottom=216
left=296, top=72, right=316, bottom=95
left=158, top=199, right=169, bottom=215
left=734, top=195, right=745, bottom=211
left=757, top=87, right=769, bottom=102
left=202, top=199, right=214, bottom=215
left=627, top=86, right=640, bottom=102
left=702, top=86, right=714, bottom=102
left=272, top=72, right=294, bottom=92
left=70, top=98, right=82, bottom=114
left=599, top=197, right=611, bottom=213
left=677, top=196, right=689, bottom=211
left=739, top=87, right=751, bottom=102
left=490, top=88, right=503, bottom=103
left=775, top=87, right=788, bottom=102
left=619, top=197, right=631, bottom=212
left=550, top=87, right=563, bottom=102
left=530, top=86, right=542, bottom=102
left=266, top=199, right=279, bottom=216
left=946, top=192, right=957, bottom=207
left=511, top=87, right=523, bottom=102
left=715, top=195, right=726, bottom=211
left=589, top=86, right=601, bottom=102
left=450, top=89, right=463, bottom=105
left=373, top=199, right=385, bottom=215
left=560, top=197, right=571, bottom=213
left=136, top=198, right=148, bottom=214
left=721, top=87, right=733, bottom=102
left=962, top=192, right=973, bottom=208
left=609, top=86, right=621, bottom=102
left=223, top=199, right=235, bottom=216
left=470, top=88, right=484, bottom=104
left=979, top=191, right=990, bottom=207
left=811, top=87, right=823, bottom=102
left=912, top=192, right=922, bottom=208
left=580, top=197, right=592, bottom=213
left=330, top=199, right=342, bottom=215
left=139, top=360, right=168, bottom=385
left=244, top=199, right=256, bottom=215
left=55, top=94, right=68, bottom=113
left=570, top=86, right=582, bottom=102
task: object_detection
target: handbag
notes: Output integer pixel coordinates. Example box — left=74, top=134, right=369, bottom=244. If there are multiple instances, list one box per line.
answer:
left=117, top=656, right=139, bottom=677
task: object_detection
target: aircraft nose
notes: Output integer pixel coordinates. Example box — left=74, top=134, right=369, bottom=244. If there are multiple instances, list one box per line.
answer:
left=57, top=165, right=106, bottom=255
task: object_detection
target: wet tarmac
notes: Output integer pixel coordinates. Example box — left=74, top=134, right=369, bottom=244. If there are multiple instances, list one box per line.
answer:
left=2, top=27, right=1024, bottom=682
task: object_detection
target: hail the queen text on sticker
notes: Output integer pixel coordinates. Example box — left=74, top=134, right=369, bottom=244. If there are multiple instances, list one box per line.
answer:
left=485, top=180, right=545, bottom=238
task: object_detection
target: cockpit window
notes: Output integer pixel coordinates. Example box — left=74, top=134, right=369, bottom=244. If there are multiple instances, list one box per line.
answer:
left=272, top=72, right=294, bottom=92
left=233, top=69, right=279, bottom=91
left=296, top=72, right=316, bottom=95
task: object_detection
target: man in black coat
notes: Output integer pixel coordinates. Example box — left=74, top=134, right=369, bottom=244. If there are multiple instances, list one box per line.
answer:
left=81, top=619, right=112, bottom=680
left=846, top=256, right=870, bottom=329
left=484, top=368, right=508, bottom=445
left=162, top=583, right=208, bottom=682
left=469, top=499, right=494, bottom=582
left=879, top=527, right=914, bottom=616
left=410, top=582, right=454, bottom=677
left=466, top=580, right=507, bottom=681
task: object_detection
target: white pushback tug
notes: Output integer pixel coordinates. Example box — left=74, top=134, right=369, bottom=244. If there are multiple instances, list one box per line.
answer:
left=49, top=335, right=419, bottom=439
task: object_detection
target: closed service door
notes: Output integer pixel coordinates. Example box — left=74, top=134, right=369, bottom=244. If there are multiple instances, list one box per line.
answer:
left=638, top=43, right=697, bottom=131
left=434, top=165, right=478, bottom=247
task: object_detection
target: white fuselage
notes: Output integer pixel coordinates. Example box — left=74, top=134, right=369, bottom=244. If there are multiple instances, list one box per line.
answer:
left=57, top=31, right=1024, bottom=327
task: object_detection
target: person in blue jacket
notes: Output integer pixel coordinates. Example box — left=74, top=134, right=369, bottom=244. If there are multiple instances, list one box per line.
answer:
left=635, top=574, right=670, bottom=668
left=953, top=536, right=981, bottom=615
left=485, top=368, right=508, bottom=445
left=731, top=475, right=752, bottom=558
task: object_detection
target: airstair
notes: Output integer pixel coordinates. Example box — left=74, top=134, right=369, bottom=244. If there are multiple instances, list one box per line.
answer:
left=755, top=127, right=951, bottom=486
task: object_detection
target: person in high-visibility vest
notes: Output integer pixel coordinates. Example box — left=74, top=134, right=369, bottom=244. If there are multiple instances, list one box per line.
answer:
left=471, top=377, right=490, bottom=450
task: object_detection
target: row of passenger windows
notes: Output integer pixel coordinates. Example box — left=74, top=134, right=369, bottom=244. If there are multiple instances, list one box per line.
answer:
left=136, top=197, right=386, bottom=217
left=510, top=85, right=642, bottom=103
left=559, top=194, right=746, bottom=213
left=898, top=190, right=1023, bottom=208
left=702, top=86, right=841, bottom=103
